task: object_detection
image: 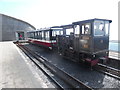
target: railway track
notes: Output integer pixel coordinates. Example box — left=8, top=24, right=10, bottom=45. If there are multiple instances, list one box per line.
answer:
left=16, top=42, right=92, bottom=89
left=94, top=63, right=120, bottom=80
left=105, top=57, right=120, bottom=70
left=16, top=43, right=64, bottom=89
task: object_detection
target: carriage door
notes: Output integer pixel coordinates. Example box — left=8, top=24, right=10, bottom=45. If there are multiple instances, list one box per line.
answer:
left=16, top=32, right=24, bottom=40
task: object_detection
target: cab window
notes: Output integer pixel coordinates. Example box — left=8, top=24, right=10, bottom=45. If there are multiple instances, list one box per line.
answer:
left=45, top=31, right=50, bottom=41
left=39, top=31, right=42, bottom=40
left=94, top=21, right=104, bottom=36
left=81, top=23, right=91, bottom=35
left=74, top=25, right=80, bottom=37
left=105, top=21, right=110, bottom=35
left=42, top=31, right=44, bottom=40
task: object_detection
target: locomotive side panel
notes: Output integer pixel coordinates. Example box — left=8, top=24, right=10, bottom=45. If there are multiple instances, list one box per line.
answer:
left=93, top=36, right=109, bottom=52
left=57, top=19, right=112, bottom=66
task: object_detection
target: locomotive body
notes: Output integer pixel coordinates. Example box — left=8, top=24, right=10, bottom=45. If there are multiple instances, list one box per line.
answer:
left=57, top=19, right=112, bottom=66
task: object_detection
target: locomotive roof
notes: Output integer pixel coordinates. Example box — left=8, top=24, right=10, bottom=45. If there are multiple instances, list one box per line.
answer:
left=60, top=24, right=74, bottom=29
left=72, top=18, right=112, bottom=24
left=51, top=26, right=61, bottom=28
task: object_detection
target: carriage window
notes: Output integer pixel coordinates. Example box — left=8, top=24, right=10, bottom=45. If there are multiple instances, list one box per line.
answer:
left=37, top=32, right=39, bottom=36
left=36, top=32, right=39, bottom=39
left=42, top=31, right=44, bottom=40
left=74, top=25, right=80, bottom=35
left=34, top=32, right=36, bottom=37
left=81, top=23, right=91, bottom=35
left=45, top=31, right=49, bottom=41
left=52, top=31, right=56, bottom=36
left=29, top=32, right=35, bottom=38
left=33, top=32, right=35, bottom=38
left=52, top=30, right=61, bottom=36
left=52, top=31, right=55, bottom=36
left=47, top=31, right=49, bottom=40
left=94, top=21, right=104, bottom=36
left=66, top=28, right=73, bottom=35
left=60, top=30, right=63, bottom=35
left=39, top=32, right=42, bottom=39
left=82, top=25, right=84, bottom=34
left=56, top=31, right=59, bottom=35
left=105, top=21, right=110, bottom=35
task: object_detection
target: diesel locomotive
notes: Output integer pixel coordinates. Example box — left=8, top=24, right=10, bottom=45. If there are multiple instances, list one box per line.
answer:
left=27, top=18, right=112, bottom=66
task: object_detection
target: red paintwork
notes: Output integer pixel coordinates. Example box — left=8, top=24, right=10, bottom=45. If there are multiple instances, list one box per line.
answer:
left=91, top=59, right=99, bottom=66
left=28, top=39, right=32, bottom=42
left=85, top=58, right=99, bottom=66
left=85, top=56, right=108, bottom=66
left=29, top=39, right=56, bottom=48
left=86, top=58, right=91, bottom=62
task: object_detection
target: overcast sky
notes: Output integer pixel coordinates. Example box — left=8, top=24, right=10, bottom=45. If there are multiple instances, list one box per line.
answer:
left=0, top=0, right=119, bottom=40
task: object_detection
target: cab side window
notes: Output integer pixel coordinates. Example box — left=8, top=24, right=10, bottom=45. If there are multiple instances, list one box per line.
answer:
left=42, top=31, right=44, bottom=40
left=105, top=21, right=110, bottom=36
left=74, top=25, right=80, bottom=37
left=45, top=31, right=50, bottom=41
left=81, top=23, right=91, bottom=35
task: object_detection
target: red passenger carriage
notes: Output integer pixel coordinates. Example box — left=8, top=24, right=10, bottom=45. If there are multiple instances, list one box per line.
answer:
left=27, top=27, right=64, bottom=49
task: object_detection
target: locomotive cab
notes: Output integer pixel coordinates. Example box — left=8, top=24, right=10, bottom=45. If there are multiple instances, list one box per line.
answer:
left=92, top=20, right=111, bottom=59
left=57, top=19, right=112, bottom=66
left=73, top=19, right=112, bottom=65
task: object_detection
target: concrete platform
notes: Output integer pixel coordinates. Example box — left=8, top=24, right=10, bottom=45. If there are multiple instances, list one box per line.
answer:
left=0, top=42, right=52, bottom=88
left=109, top=51, right=120, bottom=60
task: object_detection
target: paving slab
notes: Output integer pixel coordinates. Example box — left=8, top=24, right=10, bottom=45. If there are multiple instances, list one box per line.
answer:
left=109, top=51, right=120, bottom=60
left=0, top=41, right=51, bottom=89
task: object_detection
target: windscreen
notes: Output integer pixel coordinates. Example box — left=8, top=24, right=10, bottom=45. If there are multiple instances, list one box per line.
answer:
left=94, top=21, right=104, bottom=36
left=94, top=20, right=110, bottom=36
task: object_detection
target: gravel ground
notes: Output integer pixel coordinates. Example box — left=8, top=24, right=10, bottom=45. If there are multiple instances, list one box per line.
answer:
left=23, top=43, right=120, bottom=88
left=104, top=59, right=120, bottom=70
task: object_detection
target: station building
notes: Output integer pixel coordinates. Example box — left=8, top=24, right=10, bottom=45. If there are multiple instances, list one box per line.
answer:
left=0, top=13, right=36, bottom=41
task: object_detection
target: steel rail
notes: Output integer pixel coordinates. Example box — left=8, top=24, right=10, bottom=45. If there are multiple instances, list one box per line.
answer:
left=94, top=63, right=120, bottom=80
left=16, top=43, right=64, bottom=89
